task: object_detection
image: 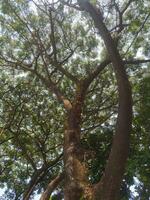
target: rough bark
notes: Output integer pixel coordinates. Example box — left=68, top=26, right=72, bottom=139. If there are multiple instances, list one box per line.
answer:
left=78, top=1, right=132, bottom=200
left=63, top=82, right=93, bottom=200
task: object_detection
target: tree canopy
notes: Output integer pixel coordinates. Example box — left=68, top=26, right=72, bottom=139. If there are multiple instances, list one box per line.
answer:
left=0, top=0, right=150, bottom=199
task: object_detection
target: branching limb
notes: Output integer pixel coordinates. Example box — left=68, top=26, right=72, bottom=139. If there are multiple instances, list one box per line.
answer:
left=23, top=154, right=62, bottom=200
left=0, top=55, right=73, bottom=110
left=83, top=59, right=110, bottom=88
left=125, top=13, right=150, bottom=55
left=40, top=173, right=64, bottom=200
left=121, top=0, right=134, bottom=15
left=82, top=56, right=150, bottom=91
left=1, top=1, right=78, bottom=84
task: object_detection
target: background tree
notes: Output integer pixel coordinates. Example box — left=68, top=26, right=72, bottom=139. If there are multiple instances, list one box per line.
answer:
left=0, top=0, right=150, bottom=199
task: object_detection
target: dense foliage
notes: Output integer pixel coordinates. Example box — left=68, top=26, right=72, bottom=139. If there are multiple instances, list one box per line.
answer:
left=0, top=0, right=150, bottom=199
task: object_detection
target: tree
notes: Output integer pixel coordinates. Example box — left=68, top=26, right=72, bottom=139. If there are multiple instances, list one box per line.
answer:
left=0, top=0, right=150, bottom=199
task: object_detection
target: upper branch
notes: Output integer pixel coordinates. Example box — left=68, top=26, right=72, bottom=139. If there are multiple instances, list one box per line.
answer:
left=49, top=9, right=57, bottom=62
left=3, top=1, right=78, bottom=85
left=0, top=56, right=72, bottom=111
left=121, top=0, right=134, bottom=15
left=83, top=59, right=110, bottom=89
left=82, top=56, right=150, bottom=90
left=125, top=13, right=150, bottom=55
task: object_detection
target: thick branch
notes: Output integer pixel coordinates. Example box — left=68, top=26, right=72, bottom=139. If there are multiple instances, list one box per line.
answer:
left=40, top=173, right=64, bottom=200
left=124, top=59, right=150, bottom=65
left=82, top=57, right=150, bottom=89
left=78, top=1, right=132, bottom=199
left=83, top=59, right=110, bottom=88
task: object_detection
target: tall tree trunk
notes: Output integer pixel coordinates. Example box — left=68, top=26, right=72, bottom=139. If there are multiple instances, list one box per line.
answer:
left=63, top=83, right=93, bottom=200
left=78, top=1, right=132, bottom=199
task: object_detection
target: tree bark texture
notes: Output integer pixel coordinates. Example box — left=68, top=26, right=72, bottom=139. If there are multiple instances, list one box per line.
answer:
left=64, top=83, right=93, bottom=200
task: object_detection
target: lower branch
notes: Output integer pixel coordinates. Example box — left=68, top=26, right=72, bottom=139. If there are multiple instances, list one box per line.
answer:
left=40, top=173, right=64, bottom=200
left=23, top=154, right=62, bottom=200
